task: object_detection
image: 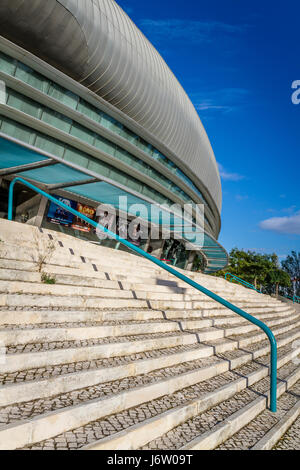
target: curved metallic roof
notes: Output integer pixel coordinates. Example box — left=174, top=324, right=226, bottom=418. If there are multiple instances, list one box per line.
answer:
left=0, top=0, right=222, bottom=213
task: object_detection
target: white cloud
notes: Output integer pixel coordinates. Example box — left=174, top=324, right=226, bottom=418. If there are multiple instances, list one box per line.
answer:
left=236, top=194, right=249, bottom=201
left=138, top=19, right=249, bottom=44
left=191, top=88, right=250, bottom=117
left=259, top=211, right=300, bottom=235
left=218, top=163, right=245, bottom=181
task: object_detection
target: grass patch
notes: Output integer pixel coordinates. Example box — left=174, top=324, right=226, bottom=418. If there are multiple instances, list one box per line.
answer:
left=41, top=273, right=56, bottom=284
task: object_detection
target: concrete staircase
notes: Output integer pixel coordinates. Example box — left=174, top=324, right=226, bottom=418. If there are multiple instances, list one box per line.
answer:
left=0, top=219, right=299, bottom=451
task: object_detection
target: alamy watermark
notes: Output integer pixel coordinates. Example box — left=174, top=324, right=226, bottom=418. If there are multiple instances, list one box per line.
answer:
left=0, top=80, right=6, bottom=105
left=94, top=198, right=205, bottom=250
left=291, top=80, right=300, bottom=104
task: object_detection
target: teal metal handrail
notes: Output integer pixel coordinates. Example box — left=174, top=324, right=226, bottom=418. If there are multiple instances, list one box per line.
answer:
left=294, top=295, right=300, bottom=304
left=283, top=294, right=300, bottom=304
left=225, top=273, right=261, bottom=293
left=7, top=177, right=278, bottom=412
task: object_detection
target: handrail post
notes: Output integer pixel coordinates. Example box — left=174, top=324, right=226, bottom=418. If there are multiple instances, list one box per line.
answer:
left=7, top=177, right=278, bottom=412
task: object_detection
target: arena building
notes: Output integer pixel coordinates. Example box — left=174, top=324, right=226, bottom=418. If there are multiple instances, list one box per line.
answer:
left=0, top=0, right=227, bottom=272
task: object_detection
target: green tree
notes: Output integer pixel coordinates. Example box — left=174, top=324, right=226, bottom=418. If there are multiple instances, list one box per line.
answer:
left=266, top=265, right=291, bottom=298
left=282, top=251, right=300, bottom=296
left=213, top=249, right=291, bottom=295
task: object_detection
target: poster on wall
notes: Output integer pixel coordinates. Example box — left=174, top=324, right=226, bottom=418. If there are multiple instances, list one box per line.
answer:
left=47, top=196, right=77, bottom=226
left=71, top=203, right=96, bottom=232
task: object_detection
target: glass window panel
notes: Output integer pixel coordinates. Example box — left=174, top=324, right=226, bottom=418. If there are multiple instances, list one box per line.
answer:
left=109, top=167, right=127, bottom=186
left=70, top=122, right=95, bottom=145
left=125, top=177, right=142, bottom=193
left=41, top=108, right=72, bottom=133
left=0, top=52, right=17, bottom=76
left=87, top=158, right=111, bottom=178
left=7, top=88, right=42, bottom=119
left=136, top=137, right=151, bottom=153
left=114, top=147, right=132, bottom=165
left=77, top=99, right=102, bottom=123
left=100, top=113, right=123, bottom=134
left=35, top=135, right=66, bottom=158
left=119, top=126, right=138, bottom=144
left=94, top=134, right=115, bottom=156
left=15, top=62, right=50, bottom=94
left=63, top=147, right=88, bottom=167
left=0, top=116, right=35, bottom=144
left=47, top=83, right=78, bottom=109
left=130, top=158, right=145, bottom=173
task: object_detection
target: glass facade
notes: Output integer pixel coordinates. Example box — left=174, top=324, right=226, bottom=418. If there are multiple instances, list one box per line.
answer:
left=0, top=47, right=228, bottom=272
left=0, top=51, right=215, bottom=230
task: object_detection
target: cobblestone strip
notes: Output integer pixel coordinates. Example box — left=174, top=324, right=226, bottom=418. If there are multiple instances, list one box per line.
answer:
left=141, top=361, right=300, bottom=450
left=2, top=323, right=299, bottom=386
left=0, top=319, right=171, bottom=330
left=227, top=319, right=300, bottom=343
left=242, top=327, right=300, bottom=353
left=18, top=359, right=299, bottom=450
left=5, top=330, right=191, bottom=355
left=0, top=343, right=203, bottom=385
left=273, top=410, right=300, bottom=449
left=20, top=370, right=249, bottom=450
left=6, top=316, right=300, bottom=355
left=217, top=381, right=300, bottom=449
left=0, top=355, right=223, bottom=426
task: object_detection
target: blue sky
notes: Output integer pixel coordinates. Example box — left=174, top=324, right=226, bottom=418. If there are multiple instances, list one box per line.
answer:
left=116, top=0, right=300, bottom=260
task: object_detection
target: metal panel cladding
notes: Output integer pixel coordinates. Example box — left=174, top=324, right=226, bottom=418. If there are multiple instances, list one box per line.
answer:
left=0, top=0, right=222, bottom=213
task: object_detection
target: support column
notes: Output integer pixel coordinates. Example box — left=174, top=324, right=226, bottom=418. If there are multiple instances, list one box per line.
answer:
left=147, top=239, right=165, bottom=259
left=185, top=251, right=196, bottom=271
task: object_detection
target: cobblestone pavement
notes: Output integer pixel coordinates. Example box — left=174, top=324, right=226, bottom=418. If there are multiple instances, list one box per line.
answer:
left=142, top=361, right=299, bottom=450
left=217, top=381, right=300, bottom=449
left=5, top=316, right=300, bottom=355
left=240, top=328, right=300, bottom=353
left=0, top=355, right=224, bottom=425
left=0, top=343, right=206, bottom=385
left=19, top=359, right=299, bottom=450
left=227, top=319, right=300, bottom=343
left=5, top=330, right=193, bottom=354
left=273, top=411, right=300, bottom=449
left=0, top=319, right=172, bottom=330
left=20, top=370, right=245, bottom=450
left=1, top=327, right=298, bottom=387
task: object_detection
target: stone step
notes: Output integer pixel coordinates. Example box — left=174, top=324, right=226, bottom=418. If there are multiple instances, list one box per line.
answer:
left=0, top=268, right=270, bottom=301
left=2, top=318, right=299, bottom=375
left=217, top=381, right=300, bottom=450
left=1, top=324, right=299, bottom=410
left=0, top=269, right=190, bottom=295
left=227, top=318, right=300, bottom=348
left=0, top=265, right=282, bottom=304
left=1, top=293, right=285, bottom=315
left=1, top=313, right=297, bottom=347
left=0, top=293, right=150, bottom=310
left=142, top=364, right=300, bottom=451
left=5, top=349, right=297, bottom=451
left=0, top=291, right=288, bottom=314
left=0, top=245, right=287, bottom=302
left=0, top=304, right=295, bottom=327
left=0, top=240, right=157, bottom=267
left=0, top=307, right=295, bottom=331
left=0, top=261, right=249, bottom=298
left=0, top=331, right=202, bottom=374
left=0, top=280, right=196, bottom=301
left=0, top=343, right=214, bottom=408
left=271, top=405, right=300, bottom=450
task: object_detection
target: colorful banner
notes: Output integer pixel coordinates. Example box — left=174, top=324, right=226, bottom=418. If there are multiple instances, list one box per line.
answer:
left=47, top=196, right=77, bottom=226
left=71, top=203, right=96, bottom=232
